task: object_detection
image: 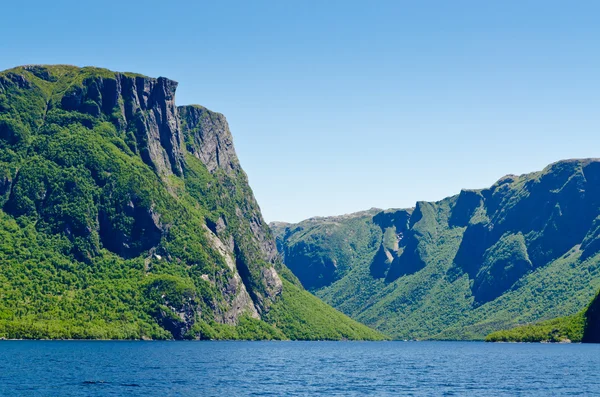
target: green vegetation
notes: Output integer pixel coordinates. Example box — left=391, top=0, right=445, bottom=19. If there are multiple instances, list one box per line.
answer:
left=0, top=65, right=382, bottom=340
left=486, top=287, right=600, bottom=343
left=188, top=316, right=286, bottom=341
left=272, top=209, right=383, bottom=291
left=485, top=313, right=585, bottom=343
left=274, top=160, right=600, bottom=340
left=265, top=280, right=385, bottom=340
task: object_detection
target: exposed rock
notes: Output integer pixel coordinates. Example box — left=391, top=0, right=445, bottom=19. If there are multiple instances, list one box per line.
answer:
left=273, top=158, right=600, bottom=340
left=278, top=238, right=338, bottom=290
left=178, top=105, right=240, bottom=173
left=261, top=265, right=283, bottom=298
left=23, top=65, right=56, bottom=82
left=244, top=206, right=279, bottom=264
left=59, top=73, right=185, bottom=177
left=179, top=104, right=283, bottom=313
left=119, top=75, right=184, bottom=177
left=271, top=209, right=382, bottom=290
left=452, top=158, right=600, bottom=299
left=203, top=224, right=260, bottom=322
left=155, top=301, right=198, bottom=340
left=0, top=64, right=381, bottom=341
left=3, top=73, right=31, bottom=89
left=581, top=215, right=600, bottom=260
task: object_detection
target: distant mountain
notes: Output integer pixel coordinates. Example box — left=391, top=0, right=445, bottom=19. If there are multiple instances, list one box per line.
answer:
left=0, top=65, right=383, bottom=340
left=272, top=159, right=600, bottom=340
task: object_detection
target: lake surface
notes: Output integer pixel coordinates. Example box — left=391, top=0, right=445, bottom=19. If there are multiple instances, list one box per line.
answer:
left=1, top=341, right=599, bottom=396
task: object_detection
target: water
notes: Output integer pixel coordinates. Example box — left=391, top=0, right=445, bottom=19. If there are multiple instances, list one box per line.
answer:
left=0, top=341, right=598, bottom=396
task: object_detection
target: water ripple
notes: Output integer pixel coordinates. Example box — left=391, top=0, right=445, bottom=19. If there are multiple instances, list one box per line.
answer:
left=0, top=341, right=599, bottom=396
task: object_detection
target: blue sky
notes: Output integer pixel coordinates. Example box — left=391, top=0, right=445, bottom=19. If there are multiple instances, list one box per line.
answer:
left=1, top=1, right=599, bottom=222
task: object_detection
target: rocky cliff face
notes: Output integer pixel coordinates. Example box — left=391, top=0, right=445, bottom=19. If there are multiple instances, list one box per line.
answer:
left=0, top=65, right=292, bottom=339
left=179, top=105, right=239, bottom=174
left=178, top=104, right=279, bottom=269
left=273, top=159, right=600, bottom=339
left=58, top=70, right=185, bottom=178
left=178, top=104, right=282, bottom=314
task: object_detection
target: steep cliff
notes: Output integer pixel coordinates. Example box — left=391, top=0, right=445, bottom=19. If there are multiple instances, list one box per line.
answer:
left=0, top=65, right=383, bottom=340
left=273, top=160, right=600, bottom=339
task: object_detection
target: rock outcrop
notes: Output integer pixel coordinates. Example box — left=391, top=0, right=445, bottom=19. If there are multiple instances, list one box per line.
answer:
left=60, top=72, right=185, bottom=177
left=179, top=104, right=282, bottom=315
left=203, top=225, right=260, bottom=323
left=179, top=105, right=239, bottom=174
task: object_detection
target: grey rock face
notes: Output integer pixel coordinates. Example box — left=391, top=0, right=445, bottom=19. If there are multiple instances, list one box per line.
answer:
left=449, top=190, right=483, bottom=227
left=203, top=225, right=260, bottom=323
left=0, top=65, right=301, bottom=340
left=60, top=73, right=185, bottom=178
left=178, top=105, right=239, bottom=173
left=0, top=73, right=31, bottom=89
left=233, top=204, right=283, bottom=306
left=155, top=300, right=199, bottom=340
left=179, top=104, right=283, bottom=313
left=261, top=265, right=283, bottom=299
left=118, top=76, right=185, bottom=177
left=239, top=204, right=280, bottom=265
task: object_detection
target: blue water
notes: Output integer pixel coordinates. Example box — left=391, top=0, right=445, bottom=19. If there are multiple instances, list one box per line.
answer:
left=0, top=341, right=599, bottom=396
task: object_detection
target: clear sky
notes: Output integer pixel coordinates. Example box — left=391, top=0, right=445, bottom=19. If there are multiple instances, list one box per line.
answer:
left=1, top=1, right=599, bottom=222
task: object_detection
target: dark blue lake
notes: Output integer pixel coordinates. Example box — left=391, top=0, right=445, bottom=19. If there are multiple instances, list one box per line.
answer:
left=1, top=341, right=599, bottom=396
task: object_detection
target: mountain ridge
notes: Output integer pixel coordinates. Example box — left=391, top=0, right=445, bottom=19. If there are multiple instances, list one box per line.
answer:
left=272, top=158, right=600, bottom=340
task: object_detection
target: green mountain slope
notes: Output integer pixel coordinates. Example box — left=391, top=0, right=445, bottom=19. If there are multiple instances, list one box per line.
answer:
left=0, top=65, right=383, bottom=340
left=272, top=160, right=600, bottom=340
left=485, top=288, right=600, bottom=343
left=485, top=312, right=586, bottom=343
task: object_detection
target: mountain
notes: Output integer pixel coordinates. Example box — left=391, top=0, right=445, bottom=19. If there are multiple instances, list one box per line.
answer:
left=0, top=65, right=383, bottom=340
left=272, top=159, right=600, bottom=340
